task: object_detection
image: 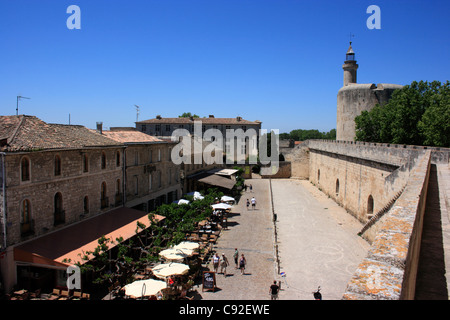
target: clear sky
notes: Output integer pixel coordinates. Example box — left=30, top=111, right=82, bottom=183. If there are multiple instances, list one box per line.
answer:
left=1, top=0, right=449, bottom=134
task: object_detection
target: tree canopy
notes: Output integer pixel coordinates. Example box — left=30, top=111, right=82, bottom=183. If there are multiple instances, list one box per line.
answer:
left=355, top=80, right=449, bottom=147
left=280, top=128, right=336, bottom=141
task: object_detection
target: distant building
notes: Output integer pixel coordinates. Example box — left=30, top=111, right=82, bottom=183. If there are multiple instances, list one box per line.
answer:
left=102, top=127, right=181, bottom=211
left=136, top=115, right=262, bottom=163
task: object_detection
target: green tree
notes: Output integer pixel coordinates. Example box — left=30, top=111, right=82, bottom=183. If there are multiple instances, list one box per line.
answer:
left=179, top=112, right=200, bottom=118
left=355, top=80, right=449, bottom=147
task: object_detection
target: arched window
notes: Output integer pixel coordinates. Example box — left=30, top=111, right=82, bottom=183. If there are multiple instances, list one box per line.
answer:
left=54, top=155, right=61, bottom=176
left=335, top=179, right=340, bottom=196
left=21, top=157, right=30, bottom=181
left=83, top=196, right=89, bottom=214
left=54, top=192, right=64, bottom=225
left=101, top=152, right=106, bottom=169
left=367, top=195, right=374, bottom=218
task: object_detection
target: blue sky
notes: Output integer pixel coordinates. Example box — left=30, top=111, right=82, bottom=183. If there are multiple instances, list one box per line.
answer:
left=1, top=0, right=449, bottom=134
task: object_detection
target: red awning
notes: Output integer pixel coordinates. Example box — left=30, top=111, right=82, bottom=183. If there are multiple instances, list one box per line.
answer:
left=14, top=207, right=164, bottom=267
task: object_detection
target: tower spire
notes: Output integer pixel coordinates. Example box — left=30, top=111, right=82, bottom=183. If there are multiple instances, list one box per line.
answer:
left=342, top=41, right=358, bottom=86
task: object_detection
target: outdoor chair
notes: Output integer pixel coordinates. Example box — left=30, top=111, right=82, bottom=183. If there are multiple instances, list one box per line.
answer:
left=48, top=288, right=60, bottom=300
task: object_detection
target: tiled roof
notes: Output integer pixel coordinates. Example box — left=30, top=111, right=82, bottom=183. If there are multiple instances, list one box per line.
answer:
left=0, top=115, right=123, bottom=152
left=137, top=116, right=261, bottom=125
left=102, top=128, right=167, bottom=144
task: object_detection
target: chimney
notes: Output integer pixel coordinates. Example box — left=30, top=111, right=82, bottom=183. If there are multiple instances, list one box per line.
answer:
left=156, top=115, right=162, bottom=119
left=209, top=115, right=214, bottom=118
left=236, top=116, right=242, bottom=121
left=96, top=122, right=103, bottom=134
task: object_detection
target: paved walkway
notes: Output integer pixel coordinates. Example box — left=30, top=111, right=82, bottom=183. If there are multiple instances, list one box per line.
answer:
left=199, top=178, right=370, bottom=300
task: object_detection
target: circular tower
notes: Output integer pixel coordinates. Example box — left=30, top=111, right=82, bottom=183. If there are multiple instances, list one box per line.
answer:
left=336, top=43, right=403, bottom=141
left=343, top=42, right=358, bottom=86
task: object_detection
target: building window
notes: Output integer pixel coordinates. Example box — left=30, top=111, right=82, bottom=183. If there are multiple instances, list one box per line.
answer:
left=335, top=179, right=340, bottom=197
left=83, top=196, right=89, bottom=214
left=165, top=125, right=171, bottom=131
left=101, top=182, right=108, bottom=209
left=367, top=195, right=374, bottom=219
left=115, top=179, right=122, bottom=206
left=158, top=149, right=161, bottom=162
left=101, top=152, right=106, bottom=169
left=83, top=154, right=89, bottom=172
left=158, top=170, right=162, bottom=188
left=21, top=199, right=33, bottom=235
left=21, top=157, right=30, bottom=182
left=155, top=124, right=161, bottom=132
left=134, top=151, right=139, bottom=166
left=54, top=155, right=61, bottom=176
left=149, top=149, right=153, bottom=163
left=134, top=176, right=139, bottom=195
left=54, top=192, right=65, bottom=225
left=116, top=151, right=121, bottom=167
left=149, top=173, right=152, bottom=191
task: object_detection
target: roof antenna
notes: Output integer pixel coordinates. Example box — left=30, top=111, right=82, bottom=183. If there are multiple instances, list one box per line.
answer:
left=135, top=105, right=140, bottom=122
left=16, top=95, right=31, bottom=115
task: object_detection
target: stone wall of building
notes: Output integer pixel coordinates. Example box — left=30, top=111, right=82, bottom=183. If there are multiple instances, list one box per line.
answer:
left=336, top=83, right=403, bottom=141
left=4, top=147, right=124, bottom=246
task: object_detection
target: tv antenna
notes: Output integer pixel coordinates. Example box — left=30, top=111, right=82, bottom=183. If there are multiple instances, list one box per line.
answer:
left=134, top=105, right=140, bottom=122
left=16, top=95, right=31, bottom=115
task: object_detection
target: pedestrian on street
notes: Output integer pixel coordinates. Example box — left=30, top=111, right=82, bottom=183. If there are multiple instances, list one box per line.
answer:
left=249, top=184, right=253, bottom=192
left=233, top=248, right=239, bottom=269
left=220, top=253, right=229, bottom=276
left=251, top=197, right=256, bottom=210
left=269, top=281, right=280, bottom=300
left=213, top=253, right=220, bottom=273
left=246, top=199, right=250, bottom=210
left=239, top=254, right=247, bottom=275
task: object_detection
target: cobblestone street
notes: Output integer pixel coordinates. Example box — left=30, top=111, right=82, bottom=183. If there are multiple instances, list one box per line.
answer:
left=199, top=178, right=370, bottom=300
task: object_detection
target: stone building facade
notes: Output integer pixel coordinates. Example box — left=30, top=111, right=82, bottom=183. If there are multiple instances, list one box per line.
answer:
left=0, top=116, right=126, bottom=248
left=102, top=127, right=181, bottom=212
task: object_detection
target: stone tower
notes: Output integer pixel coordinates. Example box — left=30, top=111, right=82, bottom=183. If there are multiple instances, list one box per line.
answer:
left=336, top=43, right=403, bottom=141
left=343, top=42, right=358, bottom=86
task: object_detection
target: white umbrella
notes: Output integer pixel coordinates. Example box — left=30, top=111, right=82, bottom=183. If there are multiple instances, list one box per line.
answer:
left=173, top=241, right=199, bottom=251
left=221, top=195, right=235, bottom=203
left=212, top=203, right=232, bottom=210
left=173, top=199, right=190, bottom=205
left=187, top=191, right=204, bottom=200
left=151, top=262, right=190, bottom=279
left=123, top=279, right=167, bottom=298
left=159, top=248, right=192, bottom=261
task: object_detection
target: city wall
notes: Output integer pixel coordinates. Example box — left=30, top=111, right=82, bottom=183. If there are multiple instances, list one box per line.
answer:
left=286, top=140, right=449, bottom=299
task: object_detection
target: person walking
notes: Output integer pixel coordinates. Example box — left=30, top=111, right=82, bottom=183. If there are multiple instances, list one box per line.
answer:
left=249, top=184, right=253, bottom=192
left=251, top=197, right=256, bottom=210
left=212, top=253, right=220, bottom=273
left=269, top=281, right=280, bottom=300
left=233, top=248, right=239, bottom=269
left=220, top=253, right=229, bottom=276
left=239, top=254, right=247, bottom=275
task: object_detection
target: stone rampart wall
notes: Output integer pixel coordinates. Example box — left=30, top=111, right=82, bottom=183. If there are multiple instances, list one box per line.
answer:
left=342, top=151, right=432, bottom=299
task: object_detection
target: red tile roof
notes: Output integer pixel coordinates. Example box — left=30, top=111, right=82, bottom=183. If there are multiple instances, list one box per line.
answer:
left=0, top=115, right=123, bottom=152
left=101, top=128, right=166, bottom=144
